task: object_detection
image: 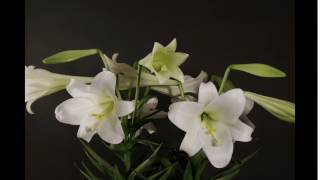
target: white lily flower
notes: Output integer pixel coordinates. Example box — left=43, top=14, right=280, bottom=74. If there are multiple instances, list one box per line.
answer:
left=55, top=71, right=134, bottom=143
left=101, top=53, right=207, bottom=97
left=168, top=82, right=254, bottom=168
left=25, top=65, right=92, bottom=114
left=139, top=39, right=189, bottom=84
left=135, top=97, right=167, bottom=137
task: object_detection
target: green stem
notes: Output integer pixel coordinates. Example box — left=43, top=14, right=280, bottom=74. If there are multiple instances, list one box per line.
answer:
left=115, top=75, right=122, bottom=100
left=219, top=65, right=232, bottom=94
left=143, top=87, right=150, bottom=97
left=97, top=50, right=109, bottom=70
left=178, top=81, right=185, bottom=100
left=124, top=152, right=131, bottom=173
left=131, top=65, right=142, bottom=137
left=127, top=88, right=132, bottom=100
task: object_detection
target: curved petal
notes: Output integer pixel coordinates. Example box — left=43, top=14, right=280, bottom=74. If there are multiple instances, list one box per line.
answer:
left=205, top=89, right=246, bottom=124
left=243, top=97, right=254, bottom=115
left=143, top=122, right=157, bottom=134
left=97, top=115, right=124, bottom=144
left=169, top=67, right=184, bottom=83
left=66, top=79, right=92, bottom=98
left=77, top=116, right=100, bottom=142
left=91, top=71, right=116, bottom=95
left=147, top=111, right=168, bottom=119
left=139, top=53, right=154, bottom=71
left=198, top=82, right=218, bottom=105
left=230, top=120, right=254, bottom=142
left=155, top=70, right=171, bottom=84
left=117, top=100, right=134, bottom=117
left=166, top=38, right=177, bottom=52
left=168, top=101, right=204, bottom=132
left=141, top=97, right=158, bottom=115
left=240, top=115, right=256, bottom=129
left=172, top=52, right=189, bottom=66
left=180, top=127, right=202, bottom=157
left=200, top=124, right=233, bottom=168
left=55, top=98, right=94, bottom=125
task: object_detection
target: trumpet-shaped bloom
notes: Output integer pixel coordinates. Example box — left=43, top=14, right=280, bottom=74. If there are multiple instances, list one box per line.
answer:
left=168, top=82, right=254, bottom=168
left=139, top=39, right=189, bottom=84
left=25, top=65, right=92, bottom=114
left=101, top=53, right=207, bottom=96
left=55, top=71, right=134, bottom=143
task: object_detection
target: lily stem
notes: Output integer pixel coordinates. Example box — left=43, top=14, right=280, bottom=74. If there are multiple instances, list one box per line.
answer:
left=97, top=49, right=109, bottom=70
left=219, top=65, right=232, bottom=94
left=131, top=64, right=142, bottom=137
left=178, top=81, right=185, bottom=100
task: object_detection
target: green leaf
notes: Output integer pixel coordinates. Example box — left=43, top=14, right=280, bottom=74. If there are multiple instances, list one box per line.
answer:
left=113, top=165, right=125, bottom=180
left=210, top=75, right=235, bottom=92
left=128, top=144, right=162, bottom=180
left=42, top=49, right=99, bottom=64
left=79, top=168, right=94, bottom=180
left=210, top=149, right=260, bottom=180
left=80, top=140, right=114, bottom=178
left=183, top=160, right=193, bottom=180
left=215, top=169, right=240, bottom=180
left=230, top=63, right=286, bottom=78
left=158, top=164, right=176, bottom=180
left=245, top=91, right=295, bottom=123
left=148, top=162, right=177, bottom=180
left=80, top=161, right=104, bottom=180
left=194, top=160, right=207, bottom=180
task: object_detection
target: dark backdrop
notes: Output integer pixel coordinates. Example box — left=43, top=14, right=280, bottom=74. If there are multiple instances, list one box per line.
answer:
left=25, top=0, right=295, bottom=179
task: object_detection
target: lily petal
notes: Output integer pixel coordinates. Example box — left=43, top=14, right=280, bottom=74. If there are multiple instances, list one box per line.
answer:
left=147, top=111, right=168, bottom=119
left=243, top=97, right=254, bottom=115
left=230, top=120, right=254, bottom=142
left=166, top=38, right=177, bottom=52
left=117, top=100, right=134, bottom=117
left=66, top=79, right=92, bottom=98
left=91, top=71, right=116, bottom=95
left=240, top=115, right=256, bottom=129
left=180, top=127, right=202, bottom=156
left=168, top=101, right=204, bottom=131
left=198, top=82, right=218, bottom=105
left=205, top=89, right=246, bottom=123
left=98, top=115, right=124, bottom=144
left=172, top=52, right=189, bottom=66
left=77, top=116, right=100, bottom=142
left=200, top=124, right=233, bottom=168
left=169, top=67, right=184, bottom=83
left=55, top=98, right=94, bottom=125
left=143, top=122, right=157, bottom=134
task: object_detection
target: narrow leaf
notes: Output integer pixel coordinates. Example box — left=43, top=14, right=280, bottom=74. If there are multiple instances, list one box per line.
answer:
left=183, top=160, right=193, bottom=180
left=215, top=169, right=240, bottom=180
left=80, top=140, right=114, bottom=177
left=158, top=164, right=176, bottom=180
left=113, top=165, right=125, bottom=180
left=245, top=91, right=295, bottom=123
left=128, top=144, right=162, bottom=180
left=230, top=63, right=286, bottom=78
left=148, top=162, right=177, bottom=180
left=42, top=49, right=98, bottom=64
left=210, top=149, right=259, bottom=180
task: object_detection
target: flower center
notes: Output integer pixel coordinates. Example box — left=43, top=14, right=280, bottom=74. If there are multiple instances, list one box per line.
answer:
left=91, top=98, right=115, bottom=121
left=152, top=63, right=167, bottom=72
left=201, top=112, right=219, bottom=145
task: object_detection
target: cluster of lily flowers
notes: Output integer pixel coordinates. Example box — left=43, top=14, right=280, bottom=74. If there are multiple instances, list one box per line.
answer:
left=25, top=39, right=294, bottom=171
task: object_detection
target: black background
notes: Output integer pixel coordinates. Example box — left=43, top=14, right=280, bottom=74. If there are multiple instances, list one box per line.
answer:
left=25, top=0, right=295, bottom=179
